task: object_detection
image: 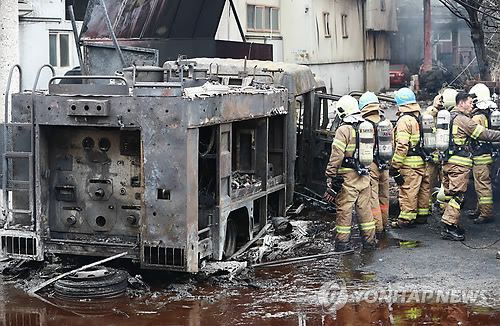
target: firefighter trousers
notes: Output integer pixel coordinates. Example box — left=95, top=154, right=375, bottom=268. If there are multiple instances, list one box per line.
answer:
left=398, top=166, right=431, bottom=221
left=442, top=163, right=471, bottom=226
left=472, top=163, right=493, bottom=218
left=335, top=171, right=376, bottom=244
left=426, top=161, right=441, bottom=191
left=369, top=162, right=389, bottom=232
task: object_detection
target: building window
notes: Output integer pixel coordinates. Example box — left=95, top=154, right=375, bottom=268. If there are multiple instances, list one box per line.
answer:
left=380, top=0, right=386, bottom=11
left=341, top=14, right=348, bottom=38
left=247, top=5, right=279, bottom=32
left=49, top=32, right=70, bottom=67
left=436, top=31, right=452, bottom=41
left=323, top=12, right=331, bottom=38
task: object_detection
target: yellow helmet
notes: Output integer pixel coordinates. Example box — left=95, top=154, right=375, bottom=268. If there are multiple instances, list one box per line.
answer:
left=442, top=88, right=458, bottom=110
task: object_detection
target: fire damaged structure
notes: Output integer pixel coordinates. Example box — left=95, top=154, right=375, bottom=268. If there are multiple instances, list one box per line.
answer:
left=1, top=60, right=294, bottom=272
left=0, top=59, right=302, bottom=272
left=0, top=0, right=323, bottom=272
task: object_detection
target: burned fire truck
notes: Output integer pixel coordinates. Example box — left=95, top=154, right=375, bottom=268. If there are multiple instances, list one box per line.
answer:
left=0, top=0, right=323, bottom=272
left=0, top=58, right=322, bottom=272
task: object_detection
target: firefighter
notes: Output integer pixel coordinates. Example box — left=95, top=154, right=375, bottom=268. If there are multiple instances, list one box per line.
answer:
left=436, top=88, right=459, bottom=208
left=441, top=92, right=500, bottom=241
left=324, top=95, right=376, bottom=251
left=390, top=87, right=431, bottom=227
left=424, top=93, right=444, bottom=191
left=359, top=91, right=392, bottom=236
left=467, top=83, right=495, bottom=223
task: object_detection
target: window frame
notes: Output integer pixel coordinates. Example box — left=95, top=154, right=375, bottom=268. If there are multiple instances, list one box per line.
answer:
left=341, top=14, right=348, bottom=39
left=380, top=0, right=386, bottom=12
left=323, top=12, right=331, bottom=38
left=49, top=31, right=72, bottom=68
left=247, top=4, right=280, bottom=32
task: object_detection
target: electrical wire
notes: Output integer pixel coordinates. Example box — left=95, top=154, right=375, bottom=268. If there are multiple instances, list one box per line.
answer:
left=460, top=238, right=500, bottom=249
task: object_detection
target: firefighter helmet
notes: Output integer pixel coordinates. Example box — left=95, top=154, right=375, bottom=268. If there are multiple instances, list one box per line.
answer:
left=395, top=87, right=416, bottom=106
left=336, top=95, right=360, bottom=120
left=442, top=88, right=458, bottom=110
left=469, top=83, right=491, bottom=102
left=359, top=91, right=379, bottom=109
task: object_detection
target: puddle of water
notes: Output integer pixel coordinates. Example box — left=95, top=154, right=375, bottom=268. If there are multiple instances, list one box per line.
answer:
left=377, top=235, right=422, bottom=249
left=398, top=240, right=421, bottom=248
left=0, top=284, right=498, bottom=326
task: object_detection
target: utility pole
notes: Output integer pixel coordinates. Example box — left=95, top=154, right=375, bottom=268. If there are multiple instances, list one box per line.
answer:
left=0, top=0, right=19, bottom=119
left=422, top=0, right=432, bottom=72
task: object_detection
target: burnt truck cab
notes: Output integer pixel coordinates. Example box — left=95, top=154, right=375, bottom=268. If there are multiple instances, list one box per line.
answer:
left=0, top=58, right=321, bottom=272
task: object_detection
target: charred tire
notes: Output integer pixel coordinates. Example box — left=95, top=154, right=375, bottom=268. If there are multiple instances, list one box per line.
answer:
left=223, top=218, right=238, bottom=258
left=54, top=267, right=128, bottom=299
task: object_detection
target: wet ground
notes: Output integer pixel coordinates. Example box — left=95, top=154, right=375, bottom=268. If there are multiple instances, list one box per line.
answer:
left=0, top=210, right=499, bottom=325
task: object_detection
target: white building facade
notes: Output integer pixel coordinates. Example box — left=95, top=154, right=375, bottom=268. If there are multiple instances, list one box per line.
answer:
left=216, top=0, right=397, bottom=93
left=17, top=0, right=82, bottom=91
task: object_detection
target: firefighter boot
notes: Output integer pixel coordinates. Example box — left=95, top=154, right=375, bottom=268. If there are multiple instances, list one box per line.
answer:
left=473, top=216, right=494, bottom=224
left=440, top=223, right=465, bottom=241
left=396, top=218, right=415, bottom=228
left=414, top=215, right=428, bottom=224
left=464, top=209, right=480, bottom=219
left=362, top=239, right=377, bottom=251
left=335, top=240, right=353, bottom=252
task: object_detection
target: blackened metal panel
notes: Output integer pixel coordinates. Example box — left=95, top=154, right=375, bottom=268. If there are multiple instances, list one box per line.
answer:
left=81, top=0, right=226, bottom=40
left=83, top=43, right=159, bottom=77
left=169, top=0, right=226, bottom=38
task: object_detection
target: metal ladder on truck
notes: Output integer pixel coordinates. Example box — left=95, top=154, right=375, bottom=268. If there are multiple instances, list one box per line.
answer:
left=0, top=64, right=54, bottom=260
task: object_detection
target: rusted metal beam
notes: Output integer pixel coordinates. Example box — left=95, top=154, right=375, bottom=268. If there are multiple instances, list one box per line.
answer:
left=422, top=0, right=432, bottom=72
left=251, top=249, right=354, bottom=268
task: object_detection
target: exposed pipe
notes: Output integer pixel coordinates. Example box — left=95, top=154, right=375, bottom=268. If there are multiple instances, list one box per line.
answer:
left=361, top=0, right=368, bottom=91
left=98, top=0, right=126, bottom=67
left=67, top=4, right=84, bottom=74
left=228, top=0, right=246, bottom=43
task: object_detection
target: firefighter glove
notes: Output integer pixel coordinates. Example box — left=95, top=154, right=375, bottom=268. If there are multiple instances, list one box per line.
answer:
left=389, top=168, right=404, bottom=186
left=324, top=176, right=344, bottom=203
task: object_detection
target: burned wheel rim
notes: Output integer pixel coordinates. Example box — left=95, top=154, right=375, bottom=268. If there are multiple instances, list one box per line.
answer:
left=54, top=267, right=128, bottom=299
left=224, top=219, right=237, bottom=258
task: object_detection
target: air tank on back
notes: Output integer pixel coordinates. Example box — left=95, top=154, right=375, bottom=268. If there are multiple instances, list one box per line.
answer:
left=358, top=120, right=374, bottom=167
left=490, top=110, right=500, bottom=130
left=376, top=119, right=393, bottom=162
left=421, top=113, right=436, bottom=151
left=436, top=110, right=451, bottom=152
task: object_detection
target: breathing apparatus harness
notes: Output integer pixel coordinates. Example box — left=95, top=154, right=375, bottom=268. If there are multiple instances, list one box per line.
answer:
left=339, top=121, right=370, bottom=176
left=398, top=112, right=433, bottom=162
left=444, top=111, right=472, bottom=162
left=366, top=118, right=390, bottom=170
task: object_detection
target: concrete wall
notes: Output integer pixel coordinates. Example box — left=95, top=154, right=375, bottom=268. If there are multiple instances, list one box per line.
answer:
left=0, top=0, right=19, bottom=120
left=281, top=0, right=365, bottom=64
left=366, top=60, right=390, bottom=91
left=309, top=62, right=365, bottom=95
left=365, top=0, right=397, bottom=32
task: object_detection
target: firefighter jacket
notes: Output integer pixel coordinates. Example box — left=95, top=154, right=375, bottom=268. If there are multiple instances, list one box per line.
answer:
left=392, top=109, right=424, bottom=169
left=325, top=124, right=357, bottom=177
left=448, top=109, right=500, bottom=167
left=471, top=113, right=494, bottom=165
